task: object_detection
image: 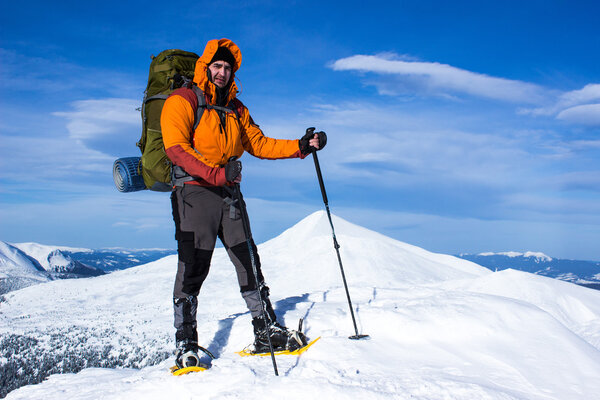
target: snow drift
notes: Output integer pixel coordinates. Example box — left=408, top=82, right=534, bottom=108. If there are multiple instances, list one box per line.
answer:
left=1, top=211, right=599, bottom=399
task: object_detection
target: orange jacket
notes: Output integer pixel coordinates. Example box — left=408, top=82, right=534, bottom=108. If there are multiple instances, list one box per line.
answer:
left=161, top=38, right=303, bottom=186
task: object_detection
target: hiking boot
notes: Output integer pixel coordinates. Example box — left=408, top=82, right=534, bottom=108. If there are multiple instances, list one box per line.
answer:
left=175, top=339, right=200, bottom=368
left=252, top=316, right=308, bottom=353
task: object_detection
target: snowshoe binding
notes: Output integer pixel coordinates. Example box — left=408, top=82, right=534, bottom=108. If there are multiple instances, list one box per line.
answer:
left=175, top=339, right=201, bottom=368
left=252, top=317, right=309, bottom=354
left=171, top=339, right=215, bottom=375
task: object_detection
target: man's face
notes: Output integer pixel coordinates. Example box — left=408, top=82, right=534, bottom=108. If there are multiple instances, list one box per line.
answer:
left=208, top=61, right=232, bottom=88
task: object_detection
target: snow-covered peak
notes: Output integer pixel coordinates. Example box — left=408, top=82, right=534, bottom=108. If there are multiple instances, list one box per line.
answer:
left=12, top=242, right=92, bottom=271
left=0, top=241, right=50, bottom=293
left=478, top=251, right=553, bottom=262
left=0, top=241, right=45, bottom=276
left=8, top=242, right=104, bottom=278
left=48, top=250, right=71, bottom=268
left=261, top=211, right=489, bottom=292
left=523, top=251, right=553, bottom=261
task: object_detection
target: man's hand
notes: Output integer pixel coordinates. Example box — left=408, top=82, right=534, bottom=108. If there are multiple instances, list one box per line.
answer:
left=225, top=159, right=242, bottom=183
left=300, top=127, right=327, bottom=155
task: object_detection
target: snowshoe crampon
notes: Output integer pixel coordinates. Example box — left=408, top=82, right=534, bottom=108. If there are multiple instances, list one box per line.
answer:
left=237, top=336, right=321, bottom=357
left=171, top=344, right=215, bottom=375
left=170, top=364, right=209, bottom=376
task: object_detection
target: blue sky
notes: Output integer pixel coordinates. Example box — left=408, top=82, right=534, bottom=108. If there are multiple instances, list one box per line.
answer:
left=1, top=1, right=599, bottom=260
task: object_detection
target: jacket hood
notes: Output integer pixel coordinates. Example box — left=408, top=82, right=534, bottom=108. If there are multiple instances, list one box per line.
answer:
left=194, top=38, right=242, bottom=105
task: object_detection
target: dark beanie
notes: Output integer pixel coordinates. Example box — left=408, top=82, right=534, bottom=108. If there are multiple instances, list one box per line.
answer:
left=210, top=47, right=236, bottom=69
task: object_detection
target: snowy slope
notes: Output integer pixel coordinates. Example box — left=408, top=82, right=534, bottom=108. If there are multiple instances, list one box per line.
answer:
left=0, top=241, right=50, bottom=295
left=11, top=242, right=175, bottom=273
left=11, top=242, right=92, bottom=271
left=0, top=242, right=167, bottom=295
left=8, top=243, right=104, bottom=280
left=2, top=212, right=600, bottom=399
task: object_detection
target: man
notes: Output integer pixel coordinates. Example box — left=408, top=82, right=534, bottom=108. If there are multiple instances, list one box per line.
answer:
left=161, top=38, right=326, bottom=368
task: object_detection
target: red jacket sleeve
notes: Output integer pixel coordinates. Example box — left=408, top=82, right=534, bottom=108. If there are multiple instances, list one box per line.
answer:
left=161, top=90, right=228, bottom=186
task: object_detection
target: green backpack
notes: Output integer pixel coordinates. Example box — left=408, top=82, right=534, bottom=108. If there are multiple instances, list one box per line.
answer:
left=136, top=49, right=199, bottom=192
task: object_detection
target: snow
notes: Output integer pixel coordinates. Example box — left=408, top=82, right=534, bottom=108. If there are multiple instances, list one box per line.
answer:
left=0, top=241, right=50, bottom=292
left=477, top=251, right=553, bottom=261
left=2, top=211, right=600, bottom=399
left=0, top=242, right=45, bottom=278
left=11, top=242, right=92, bottom=271
left=523, top=251, right=553, bottom=261
left=47, top=250, right=71, bottom=269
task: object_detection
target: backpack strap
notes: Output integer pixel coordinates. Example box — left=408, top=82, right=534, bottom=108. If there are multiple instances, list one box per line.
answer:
left=228, top=98, right=243, bottom=120
left=141, top=94, right=169, bottom=124
left=191, top=85, right=208, bottom=131
left=145, top=94, right=169, bottom=102
left=191, top=85, right=241, bottom=129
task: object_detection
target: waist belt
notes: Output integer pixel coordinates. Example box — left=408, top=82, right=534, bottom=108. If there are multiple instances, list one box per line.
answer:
left=172, top=165, right=196, bottom=187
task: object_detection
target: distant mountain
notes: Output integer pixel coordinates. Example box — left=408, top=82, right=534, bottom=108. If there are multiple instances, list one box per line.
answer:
left=456, top=251, right=600, bottom=289
left=2, top=242, right=176, bottom=295
left=64, top=248, right=177, bottom=272
left=0, top=242, right=51, bottom=295
left=10, top=243, right=105, bottom=279
left=11, top=243, right=175, bottom=273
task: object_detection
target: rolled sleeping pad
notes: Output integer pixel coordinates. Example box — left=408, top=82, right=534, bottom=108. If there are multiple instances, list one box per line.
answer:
left=113, top=157, right=147, bottom=192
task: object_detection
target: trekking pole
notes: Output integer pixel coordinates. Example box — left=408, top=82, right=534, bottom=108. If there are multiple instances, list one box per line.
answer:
left=312, top=151, right=369, bottom=340
left=233, top=182, right=279, bottom=376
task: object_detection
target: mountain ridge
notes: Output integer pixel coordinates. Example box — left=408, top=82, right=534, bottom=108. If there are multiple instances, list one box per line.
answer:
left=457, top=251, right=600, bottom=287
left=1, top=242, right=176, bottom=294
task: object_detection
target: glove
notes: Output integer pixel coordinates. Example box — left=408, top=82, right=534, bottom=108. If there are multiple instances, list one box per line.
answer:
left=225, top=159, right=242, bottom=183
left=299, top=127, right=327, bottom=155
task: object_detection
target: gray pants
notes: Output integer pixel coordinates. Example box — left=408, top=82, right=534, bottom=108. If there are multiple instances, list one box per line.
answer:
left=171, top=185, right=275, bottom=344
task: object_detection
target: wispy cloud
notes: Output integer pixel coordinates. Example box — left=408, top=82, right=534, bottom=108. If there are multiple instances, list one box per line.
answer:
left=0, top=191, right=175, bottom=249
left=297, top=102, right=538, bottom=187
left=331, top=53, right=600, bottom=127
left=520, top=83, right=600, bottom=126
left=1, top=99, right=137, bottom=192
left=330, top=53, right=548, bottom=104
left=0, top=48, right=142, bottom=99
left=0, top=133, right=112, bottom=180
left=556, top=104, right=600, bottom=125
left=53, top=98, right=139, bottom=140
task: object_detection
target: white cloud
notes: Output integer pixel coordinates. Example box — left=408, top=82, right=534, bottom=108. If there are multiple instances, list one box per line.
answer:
left=244, top=101, right=557, bottom=198
left=556, top=104, right=600, bottom=125
left=520, top=84, right=600, bottom=126
left=0, top=48, right=142, bottom=98
left=331, top=54, right=547, bottom=104
left=502, top=192, right=600, bottom=222
left=53, top=98, right=140, bottom=140
left=0, top=133, right=113, bottom=182
left=567, top=140, right=600, bottom=150
left=551, top=171, right=600, bottom=191
left=307, top=102, right=536, bottom=186
left=521, top=83, right=600, bottom=116
left=0, top=191, right=175, bottom=249
left=331, top=53, right=600, bottom=126
left=560, top=84, right=600, bottom=106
